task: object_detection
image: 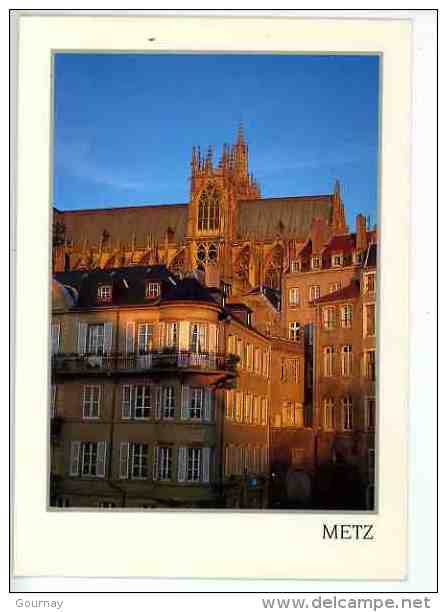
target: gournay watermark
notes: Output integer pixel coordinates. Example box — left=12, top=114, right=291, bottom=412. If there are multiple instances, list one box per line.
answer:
left=16, top=600, right=63, bottom=609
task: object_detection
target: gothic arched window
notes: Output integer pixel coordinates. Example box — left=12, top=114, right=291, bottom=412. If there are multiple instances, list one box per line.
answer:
left=198, top=184, right=220, bottom=232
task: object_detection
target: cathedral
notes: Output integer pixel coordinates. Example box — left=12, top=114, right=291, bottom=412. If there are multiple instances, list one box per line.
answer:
left=53, top=125, right=350, bottom=299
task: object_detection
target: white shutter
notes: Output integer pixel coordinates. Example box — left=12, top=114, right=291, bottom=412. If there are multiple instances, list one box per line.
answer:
left=69, top=441, right=81, bottom=476
left=204, top=389, right=213, bottom=422
left=103, top=322, right=113, bottom=354
left=152, top=446, right=159, bottom=481
left=177, top=447, right=187, bottom=482
left=125, top=321, right=135, bottom=354
left=77, top=322, right=87, bottom=355
left=181, top=385, right=190, bottom=420
left=202, top=447, right=211, bottom=483
left=119, top=442, right=130, bottom=479
left=208, top=323, right=217, bottom=354
left=96, top=441, right=107, bottom=478
left=122, top=385, right=132, bottom=419
left=179, top=321, right=190, bottom=352
left=153, top=385, right=162, bottom=420
left=51, top=323, right=61, bottom=354
left=157, top=322, right=166, bottom=350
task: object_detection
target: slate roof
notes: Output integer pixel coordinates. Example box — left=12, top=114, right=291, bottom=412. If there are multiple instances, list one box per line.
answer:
left=311, top=280, right=360, bottom=305
left=59, top=203, right=188, bottom=249
left=236, top=196, right=333, bottom=240
left=364, top=243, right=377, bottom=269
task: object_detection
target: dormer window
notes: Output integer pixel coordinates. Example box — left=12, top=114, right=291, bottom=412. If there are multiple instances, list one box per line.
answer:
left=145, top=282, right=161, bottom=299
left=311, top=256, right=321, bottom=270
left=332, top=253, right=343, bottom=267
left=291, top=260, right=300, bottom=273
left=97, top=285, right=112, bottom=303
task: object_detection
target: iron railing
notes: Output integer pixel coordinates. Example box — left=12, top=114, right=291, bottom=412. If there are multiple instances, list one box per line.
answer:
left=52, top=351, right=238, bottom=374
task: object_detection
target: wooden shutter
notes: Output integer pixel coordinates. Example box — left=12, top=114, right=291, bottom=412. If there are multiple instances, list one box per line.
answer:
left=119, top=442, right=130, bottom=479
left=202, top=447, right=211, bottom=483
left=77, top=322, right=87, bottom=355
left=179, top=321, right=190, bottom=352
left=153, top=385, right=162, bottom=420
left=152, top=446, right=159, bottom=481
left=103, top=322, right=113, bottom=354
left=125, top=321, right=135, bottom=353
left=204, top=389, right=213, bottom=422
left=157, top=322, right=165, bottom=350
left=181, top=385, right=190, bottom=420
left=96, top=441, right=107, bottom=478
left=208, top=323, right=217, bottom=354
left=122, top=385, right=133, bottom=419
left=51, top=323, right=61, bottom=354
left=177, top=447, right=187, bottom=482
left=69, top=441, right=81, bottom=476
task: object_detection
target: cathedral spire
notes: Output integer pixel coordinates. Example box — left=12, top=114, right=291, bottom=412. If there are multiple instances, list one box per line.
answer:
left=236, top=122, right=245, bottom=146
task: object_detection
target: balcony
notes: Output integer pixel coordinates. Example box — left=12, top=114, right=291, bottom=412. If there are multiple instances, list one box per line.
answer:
left=52, top=351, right=238, bottom=384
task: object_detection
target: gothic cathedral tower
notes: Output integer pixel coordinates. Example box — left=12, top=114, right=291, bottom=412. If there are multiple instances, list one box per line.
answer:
left=185, top=125, right=260, bottom=286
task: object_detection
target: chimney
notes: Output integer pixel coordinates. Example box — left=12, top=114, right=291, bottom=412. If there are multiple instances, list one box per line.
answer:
left=356, top=214, right=367, bottom=251
left=310, top=217, right=331, bottom=254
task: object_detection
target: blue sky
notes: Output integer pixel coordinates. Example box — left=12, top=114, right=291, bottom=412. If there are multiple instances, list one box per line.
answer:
left=53, top=53, right=379, bottom=230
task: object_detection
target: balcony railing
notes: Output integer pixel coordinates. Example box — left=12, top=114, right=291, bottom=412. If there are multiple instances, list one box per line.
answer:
left=52, top=351, right=238, bottom=375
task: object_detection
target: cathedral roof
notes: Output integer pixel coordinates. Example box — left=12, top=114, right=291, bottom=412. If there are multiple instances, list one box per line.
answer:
left=59, top=203, right=188, bottom=249
left=236, top=195, right=333, bottom=241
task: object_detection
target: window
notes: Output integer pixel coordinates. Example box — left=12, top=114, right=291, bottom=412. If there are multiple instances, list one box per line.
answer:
left=364, top=350, right=376, bottom=381
left=187, top=448, right=202, bottom=482
left=69, top=441, right=107, bottom=478
left=311, top=256, right=321, bottom=270
left=163, top=386, right=176, bottom=419
left=323, top=346, right=336, bottom=377
left=97, top=285, right=112, bottom=303
left=341, top=345, right=353, bottom=377
left=252, top=396, right=261, bottom=424
left=82, top=385, right=101, bottom=419
left=236, top=338, right=244, bottom=368
left=291, top=448, right=304, bottom=467
left=262, top=350, right=270, bottom=378
left=137, top=323, right=153, bottom=354
left=289, top=321, right=301, bottom=342
left=291, top=260, right=300, bottom=273
left=51, top=323, right=60, bottom=354
left=122, top=384, right=153, bottom=419
left=235, top=392, right=243, bottom=422
left=189, top=387, right=204, bottom=420
left=165, top=322, right=179, bottom=349
left=330, top=282, right=341, bottom=293
left=323, top=398, right=335, bottom=430
left=364, top=272, right=376, bottom=294
left=154, top=446, right=173, bottom=481
left=87, top=324, right=105, bottom=355
left=227, top=334, right=236, bottom=355
left=289, top=287, right=300, bottom=306
left=342, top=396, right=353, bottom=430
left=254, top=348, right=262, bottom=374
left=294, top=403, right=304, bottom=428
left=145, top=282, right=160, bottom=299
left=309, top=285, right=320, bottom=302
left=332, top=253, right=343, bottom=267
left=323, top=307, right=336, bottom=330
left=225, top=390, right=234, bottom=420
left=364, top=303, right=376, bottom=336
left=190, top=323, right=207, bottom=353
left=365, top=397, right=376, bottom=430
left=244, top=394, right=253, bottom=423
left=198, top=183, right=220, bottom=232
left=245, top=344, right=254, bottom=371
left=354, top=251, right=363, bottom=265
left=119, top=442, right=149, bottom=479
left=340, top=304, right=353, bottom=328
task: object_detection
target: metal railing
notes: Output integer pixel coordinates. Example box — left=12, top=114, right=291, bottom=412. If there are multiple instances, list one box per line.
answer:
left=52, top=351, right=238, bottom=374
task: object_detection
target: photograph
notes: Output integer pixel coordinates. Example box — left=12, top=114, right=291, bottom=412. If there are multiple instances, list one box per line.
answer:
left=50, top=52, right=379, bottom=511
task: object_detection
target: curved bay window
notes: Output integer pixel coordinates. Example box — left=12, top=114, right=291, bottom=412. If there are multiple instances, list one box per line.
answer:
left=198, top=183, right=220, bottom=232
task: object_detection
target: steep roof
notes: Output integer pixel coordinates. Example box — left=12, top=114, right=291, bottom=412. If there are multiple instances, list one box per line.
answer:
left=58, top=203, right=188, bottom=249
left=236, top=196, right=333, bottom=240
left=321, top=233, right=357, bottom=256
left=311, top=280, right=360, bottom=305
